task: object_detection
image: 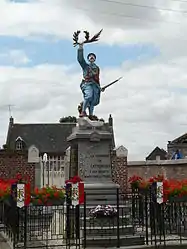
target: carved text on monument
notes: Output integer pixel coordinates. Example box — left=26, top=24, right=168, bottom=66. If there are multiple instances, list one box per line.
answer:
left=95, top=154, right=109, bottom=157
left=85, top=164, right=111, bottom=178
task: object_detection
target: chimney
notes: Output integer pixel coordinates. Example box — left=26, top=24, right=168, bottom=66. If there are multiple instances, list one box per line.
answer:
left=9, top=116, right=14, bottom=127
left=108, top=114, right=113, bottom=127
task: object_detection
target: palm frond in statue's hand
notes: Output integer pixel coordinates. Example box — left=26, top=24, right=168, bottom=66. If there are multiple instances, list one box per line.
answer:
left=84, top=29, right=103, bottom=44
left=72, top=29, right=103, bottom=47
left=84, top=31, right=90, bottom=41
left=73, top=30, right=81, bottom=46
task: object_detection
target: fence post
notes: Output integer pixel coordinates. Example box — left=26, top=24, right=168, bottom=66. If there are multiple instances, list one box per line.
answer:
left=145, top=193, right=149, bottom=245
left=23, top=206, right=28, bottom=249
left=75, top=205, right=80, bottom=248
left=161, top=203, right=166, bottom=246
left=66, top=182, right=72, bottom=248
left=66, top=203, right=70, bottom=249
left=11, top=197, right=18, bottom=249
left=117, top=188, right=120, bottom=248
left=83, top=192, right=86, bottom=249
left=132, top=191, right=135, bottom=221
left=12, top=204, right=17, bottom=249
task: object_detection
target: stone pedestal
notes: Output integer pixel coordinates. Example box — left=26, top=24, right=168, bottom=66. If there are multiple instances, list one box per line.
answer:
left=67, top=117, right=119, bottom=205
left=67, top=118, right=144, bottom=248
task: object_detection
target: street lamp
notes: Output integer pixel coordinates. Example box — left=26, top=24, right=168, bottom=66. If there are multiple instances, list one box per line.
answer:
left=42, top=153, right=48, bottom=186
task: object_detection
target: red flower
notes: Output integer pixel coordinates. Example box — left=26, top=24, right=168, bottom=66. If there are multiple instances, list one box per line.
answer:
left=38, top=199, right=43, bottom=205
left=54, top=192, right=59, bottom=198
left=128, top=175, right=142, bottom=183
left=16, top=173, right=22, bottom=181
left=139, top=180, right=150, bottom=189
left=66, top=176, right=82, bottom=184
left=34, top=187, right=39, bottom=195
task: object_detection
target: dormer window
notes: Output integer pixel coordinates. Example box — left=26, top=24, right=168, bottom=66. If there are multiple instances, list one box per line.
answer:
left=15, top=136, right=24, bottom=150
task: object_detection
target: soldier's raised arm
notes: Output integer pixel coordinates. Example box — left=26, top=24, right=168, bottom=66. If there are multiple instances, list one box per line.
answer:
left=77, top=43, right=87, bottom=70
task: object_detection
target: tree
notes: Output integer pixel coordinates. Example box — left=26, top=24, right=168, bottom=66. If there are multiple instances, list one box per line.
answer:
left=59, top=116, right=77, bottom=123
left=2, top=144, right=7, bottom=149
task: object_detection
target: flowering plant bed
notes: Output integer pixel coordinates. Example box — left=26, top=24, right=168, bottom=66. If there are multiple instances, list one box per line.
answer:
left=128, top=174, right=187, bottom=202
left=164, top=179, right=187, bottom=200
left=129, top=174, right=164, bottom=191
left=0, top=174, right=31, bottom=203
left=128, top=175, right=143, bottom=189
left=31, top=186, right=65, bottom=206
left=0, top=180, right=11, bottom=201
left=0, top=174, right=65, bottom=206
left=89, top=205, right=117, bottom=218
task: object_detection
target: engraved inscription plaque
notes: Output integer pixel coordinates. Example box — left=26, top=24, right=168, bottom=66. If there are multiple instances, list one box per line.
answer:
left=85, top=164, right=111, bottom=178
left=78, top=141, right=112, bottom=182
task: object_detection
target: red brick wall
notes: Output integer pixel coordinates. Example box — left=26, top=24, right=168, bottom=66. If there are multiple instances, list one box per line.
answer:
left=0, top=150, right=35, bottom=188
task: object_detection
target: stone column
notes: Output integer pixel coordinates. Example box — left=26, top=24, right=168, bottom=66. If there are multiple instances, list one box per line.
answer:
left=112, top=145, right=128, bottom=193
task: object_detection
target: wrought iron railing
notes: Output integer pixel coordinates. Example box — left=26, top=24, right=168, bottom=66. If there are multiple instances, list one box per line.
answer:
left=1, top=191, right=187, bottom=248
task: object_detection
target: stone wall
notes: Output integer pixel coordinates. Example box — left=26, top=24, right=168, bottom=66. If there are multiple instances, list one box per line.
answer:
left=112, top=155, right=187, bottom=192
left=0, top=150, right=35, bottom=187
left=128, top=159, right=187, bottom=181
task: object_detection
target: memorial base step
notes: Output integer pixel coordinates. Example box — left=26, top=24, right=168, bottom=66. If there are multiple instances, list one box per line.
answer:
left=83, top=235, right=145, bottom=247
left=84, top=182, right=119, bottom=205
left=83, top=225, right=134, bottom=236
left=80, top=215, right=131, bottom=227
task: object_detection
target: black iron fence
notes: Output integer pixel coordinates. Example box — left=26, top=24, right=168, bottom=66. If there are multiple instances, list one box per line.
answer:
left=1, top=191, right=187, bottom=248
left=124, top=191, right=187, bottom=247
left=0, top=201, right=83, bottom=249
left=82, top=190, right=187, bottom=248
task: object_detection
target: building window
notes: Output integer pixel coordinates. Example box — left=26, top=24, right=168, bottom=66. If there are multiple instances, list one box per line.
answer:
left=15, top=136, right=24, bottom=150
left=16, top=141, right=23, bottom=150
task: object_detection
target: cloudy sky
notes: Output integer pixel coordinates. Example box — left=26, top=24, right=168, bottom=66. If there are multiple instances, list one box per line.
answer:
left=0, top=0, right=187, bottom=159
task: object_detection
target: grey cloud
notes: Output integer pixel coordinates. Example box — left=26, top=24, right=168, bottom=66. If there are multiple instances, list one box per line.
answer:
left=1, top=55, right=187, bottom=160
left=0, top=0, right=187, bottom=160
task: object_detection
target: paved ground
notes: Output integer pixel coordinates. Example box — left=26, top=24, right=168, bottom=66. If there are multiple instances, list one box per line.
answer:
left=0, top=241, right=10, bottom=249
left=0, top=234, right=10, bottom=249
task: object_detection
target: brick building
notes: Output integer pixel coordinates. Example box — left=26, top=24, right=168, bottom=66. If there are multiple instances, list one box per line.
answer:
left=146, top=146, right=167, bottom=161
left=5, top=116, right=76, bottom=157
left=167, top=133, right=187, bottom=159
left=1, top=115, right=118, bottom=188
left=0, top=150, right=36, bottom=188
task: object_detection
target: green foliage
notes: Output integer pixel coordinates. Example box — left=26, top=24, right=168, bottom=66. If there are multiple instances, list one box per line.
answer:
left=2, top=144, right=7, bottom=149
left=59, top=116, right=77, bottom=123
